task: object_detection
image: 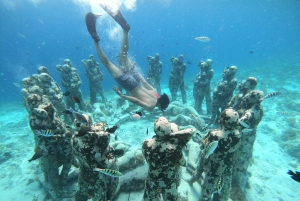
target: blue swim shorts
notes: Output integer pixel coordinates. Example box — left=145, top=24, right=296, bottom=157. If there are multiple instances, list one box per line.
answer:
left=115, top=68, right=141, bottom=91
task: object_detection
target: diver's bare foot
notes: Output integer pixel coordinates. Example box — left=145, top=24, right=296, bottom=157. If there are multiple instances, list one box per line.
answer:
left=113, top=86, right=122, bottom=97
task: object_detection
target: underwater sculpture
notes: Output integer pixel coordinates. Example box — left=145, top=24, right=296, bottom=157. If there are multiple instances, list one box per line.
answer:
left=21, top=67, right=72, bottom=125
left=35, top=70, right=72, bottom=124
left=169, top=54, right=187, bottom=104
left=142, top=117, right=194, bottom=200
left=227, top=76, right=258, bottom=109
left=71, top=113, right=122, bottom=201
left=146, top=53, right=163, bottom=95
left=193, top=59, right=214, bottom=115
left=82, top=54, right=106, bottom=105
left=165, top=101, right=208, bottom=131
left=231, top=90, right=264, bottom=192
left=56, top=59, right=86, bottom=111
left=26, top=94, right=76, bottom=198
left=21, top=76, right=43, bottom=111
left=188, top=109, right=241, bottom=201
left=209, top=66, right=238, bottom=126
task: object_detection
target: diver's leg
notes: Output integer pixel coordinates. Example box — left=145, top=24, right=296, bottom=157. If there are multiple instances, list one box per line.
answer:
left=85, top=12, right=123, bottom=78
left=99, top=4, right=133, bottom=71
left=94, top=41, right=123, bottom=78
left=119, top=29, right=134, bottom=71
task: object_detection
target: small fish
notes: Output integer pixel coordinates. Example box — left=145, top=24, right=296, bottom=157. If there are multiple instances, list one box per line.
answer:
left=260, top=91, right=281, bottom=101
left=204, top=141, right=218, bottom=158
left=249, top=51, right=253, bottom=54
left=13, top=82, right=21, bottom=88
left=242, top=128, right=253, bottom=133
left=28, top=148, right=44, bottom=162
left=72, top=95, right=81, bottom=103
left=18, top=33, right=26, bottom=38
left=146, top=127, right=148, bottom=135
left=112, top=149, right=124, bottom=156
left=277, top=111, right=289, bottom=115
left=195, top=36, right=210, bottom=42
left=239, top=121, right=250, bottom=128
left=63, top=91, right=70, bottom=96
left=93, top=168, right=123, bottom=177
left=187, top=61, right=192, bottom=64
left=287, top=170, right=300, bottom=183
left=189, top=114, right=199, bottom=124
left=63, top=109, right=72, bottom=115
left=215, top=177, right=224, bottom=194
left=68, top=107, right=88, bottom=123
left=41, top=42, right=46, bottom=45
left=131, top=113, right=141, bottom=120
left=136, top=111, right=143, bottom=117
left=105, top=125, right=118, bottom=133
left=34, top=129, right=54, bottom=137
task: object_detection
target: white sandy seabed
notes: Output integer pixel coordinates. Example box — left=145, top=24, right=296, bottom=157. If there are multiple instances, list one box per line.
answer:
left=0, top=66, right=300, bottom=201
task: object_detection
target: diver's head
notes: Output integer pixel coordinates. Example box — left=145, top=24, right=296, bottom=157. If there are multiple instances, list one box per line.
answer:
left=157, top=93, right=170, bottom=112
left=154, top=117, right=171, bottom=137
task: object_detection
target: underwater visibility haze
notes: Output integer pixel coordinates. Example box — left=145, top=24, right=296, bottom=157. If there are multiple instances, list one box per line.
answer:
left=0, top=0, right=300, bottom=200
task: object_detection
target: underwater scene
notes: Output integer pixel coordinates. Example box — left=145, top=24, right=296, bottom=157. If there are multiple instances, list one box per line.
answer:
left=0, top=0, right=300, bottom=200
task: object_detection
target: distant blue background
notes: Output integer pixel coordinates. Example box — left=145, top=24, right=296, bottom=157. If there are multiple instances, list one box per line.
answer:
left=1, top=0, right=300, bottom=102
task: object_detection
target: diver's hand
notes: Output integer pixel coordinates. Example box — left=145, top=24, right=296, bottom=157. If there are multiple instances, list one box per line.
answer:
left=113, top=86, right=123, bottom=97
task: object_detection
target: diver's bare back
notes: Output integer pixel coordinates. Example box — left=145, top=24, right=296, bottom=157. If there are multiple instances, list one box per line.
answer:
left=130, top=86, right=157, bottom=109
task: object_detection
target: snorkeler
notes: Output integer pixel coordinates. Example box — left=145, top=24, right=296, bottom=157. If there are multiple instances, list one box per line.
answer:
left=85, top=5, right=169, bottom=112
